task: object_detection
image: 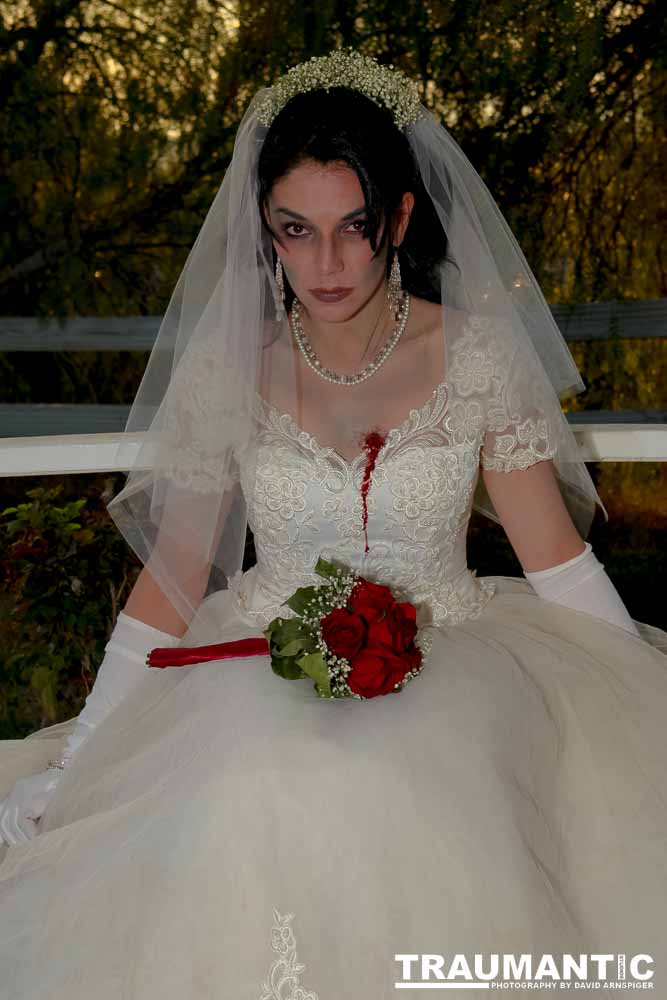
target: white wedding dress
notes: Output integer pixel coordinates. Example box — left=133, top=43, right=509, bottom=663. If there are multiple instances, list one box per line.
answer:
left=1, top=313, right=666, bottom=999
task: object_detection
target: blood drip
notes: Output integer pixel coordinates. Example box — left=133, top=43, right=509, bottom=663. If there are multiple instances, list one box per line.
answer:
left=360, top=431, right=386, bottom=553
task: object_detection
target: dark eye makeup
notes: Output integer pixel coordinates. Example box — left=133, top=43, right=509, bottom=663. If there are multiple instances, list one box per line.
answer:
left=282, top=219, right=368, bottom=238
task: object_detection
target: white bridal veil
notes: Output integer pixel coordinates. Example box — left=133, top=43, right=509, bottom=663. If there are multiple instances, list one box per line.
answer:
left=107, top=50, right=606, bottom=643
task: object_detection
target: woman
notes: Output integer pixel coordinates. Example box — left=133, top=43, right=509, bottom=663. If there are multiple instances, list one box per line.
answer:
left=1, top=50, right=666, bottom=998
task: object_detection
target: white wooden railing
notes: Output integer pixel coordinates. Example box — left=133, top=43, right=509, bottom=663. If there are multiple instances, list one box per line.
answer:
left=1, top=302, right=665, bottom=476
left=1, top=422, right=665, bottom=479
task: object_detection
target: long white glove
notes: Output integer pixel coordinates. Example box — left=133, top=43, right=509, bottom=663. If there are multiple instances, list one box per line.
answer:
left=524, top=541, right=640, bottom=638
left=0, top=611, right=181, bottom=845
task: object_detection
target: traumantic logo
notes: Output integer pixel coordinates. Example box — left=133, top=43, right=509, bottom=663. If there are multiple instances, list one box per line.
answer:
left=394, top=953, right=655, bottom=990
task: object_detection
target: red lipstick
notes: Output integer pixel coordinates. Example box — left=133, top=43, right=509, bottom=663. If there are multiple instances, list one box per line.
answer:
left=309, top=287, right=354, bottom=303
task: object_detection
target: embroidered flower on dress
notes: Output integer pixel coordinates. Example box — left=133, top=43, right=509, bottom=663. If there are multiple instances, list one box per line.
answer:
left=259, top=908, right=319, bottom=1000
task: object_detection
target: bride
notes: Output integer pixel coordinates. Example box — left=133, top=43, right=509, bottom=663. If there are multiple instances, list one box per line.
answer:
left=1, top=50, right=666, bottom=998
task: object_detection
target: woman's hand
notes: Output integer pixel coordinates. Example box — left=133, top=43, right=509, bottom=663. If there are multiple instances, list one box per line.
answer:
left=0, top=769, right=63, bottom=845
left=0, top=610, right=182, bottom=849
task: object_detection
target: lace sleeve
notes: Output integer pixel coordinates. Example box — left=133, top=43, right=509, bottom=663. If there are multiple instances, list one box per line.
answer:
left=158, top=337, right=243, bottom=495
left=480, top=329, right=560, bottom=474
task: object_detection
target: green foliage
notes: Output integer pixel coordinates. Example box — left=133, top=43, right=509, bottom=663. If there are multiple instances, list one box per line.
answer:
left=568, top=336, right=666, bottom=414
left=284, top=586, right=320, bottom=616
left=264, top=616, right=311, bottom=680
left=313, top=555, right=342, bottom=579
left=0, top=484, right=140, bottom=739
left=1, top=1, right=664, bottom=317
left=297, top=651, right=332, bottom=699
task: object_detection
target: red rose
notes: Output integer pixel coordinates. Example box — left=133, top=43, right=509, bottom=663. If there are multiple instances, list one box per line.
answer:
left=366, top=616, right=393, bottom=649
left=387, top=602, right=418, bottom=652
left=348, top=580, right=396, bottom=624
left=347, top=644, right=410, bottom=698
left=321, top=607, right=368, bottom=659
left=363, top=602, right=418, bottom=653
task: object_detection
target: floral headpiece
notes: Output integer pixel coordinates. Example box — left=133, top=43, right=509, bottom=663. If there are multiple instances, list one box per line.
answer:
left=254, top=48, right=425, bottom=131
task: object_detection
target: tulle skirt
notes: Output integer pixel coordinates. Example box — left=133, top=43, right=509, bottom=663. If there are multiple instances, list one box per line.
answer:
left=1, top=576, right=666, bottom=999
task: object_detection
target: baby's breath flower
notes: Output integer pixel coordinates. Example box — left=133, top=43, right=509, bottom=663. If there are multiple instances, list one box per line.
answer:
left=254, top=48, right=424, bottom=131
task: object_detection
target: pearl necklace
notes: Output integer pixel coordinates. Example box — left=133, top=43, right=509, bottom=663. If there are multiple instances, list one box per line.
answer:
left=289, top=292, right=411, bottom=385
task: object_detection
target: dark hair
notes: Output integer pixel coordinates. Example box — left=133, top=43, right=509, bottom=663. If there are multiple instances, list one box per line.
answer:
left=257, top=87, right=450, bottom=306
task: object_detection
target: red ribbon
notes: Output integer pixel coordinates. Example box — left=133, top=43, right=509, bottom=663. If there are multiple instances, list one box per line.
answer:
left=360, top=431, right=386, bottom=553
left=147, top=636, right=270, bottom=668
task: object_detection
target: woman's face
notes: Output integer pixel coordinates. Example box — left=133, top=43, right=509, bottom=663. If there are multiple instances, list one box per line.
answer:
left=264, top=158, right=413, bottom=321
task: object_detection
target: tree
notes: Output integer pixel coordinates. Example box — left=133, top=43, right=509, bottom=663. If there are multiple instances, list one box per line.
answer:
left=0, top=0, right=664, bottom=316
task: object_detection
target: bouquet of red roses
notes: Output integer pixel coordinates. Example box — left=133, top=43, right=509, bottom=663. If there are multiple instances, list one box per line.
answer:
left=264, top=556, right=432, bottom=699
left=146, top=556, right=432, bottom=700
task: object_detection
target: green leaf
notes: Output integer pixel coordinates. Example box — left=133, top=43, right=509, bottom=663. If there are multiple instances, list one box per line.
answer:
left=295, top=651, right=331, bottom=697
left=265, top=616, right=308, bottom=647
left=284, top=585, right=319, bottom=616
left=314, top=556, right=343, bottom=580
left=270, top=654, right=306, bottom=681
left=275, top=635, right=317, bottom=658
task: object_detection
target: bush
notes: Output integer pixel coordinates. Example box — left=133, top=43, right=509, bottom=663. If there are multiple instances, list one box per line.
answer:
left=0, top=484, right=140, bottom=739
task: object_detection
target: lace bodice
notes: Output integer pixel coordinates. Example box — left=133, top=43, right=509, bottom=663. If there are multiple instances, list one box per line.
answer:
left=225, top=313, right=558, bottom=631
